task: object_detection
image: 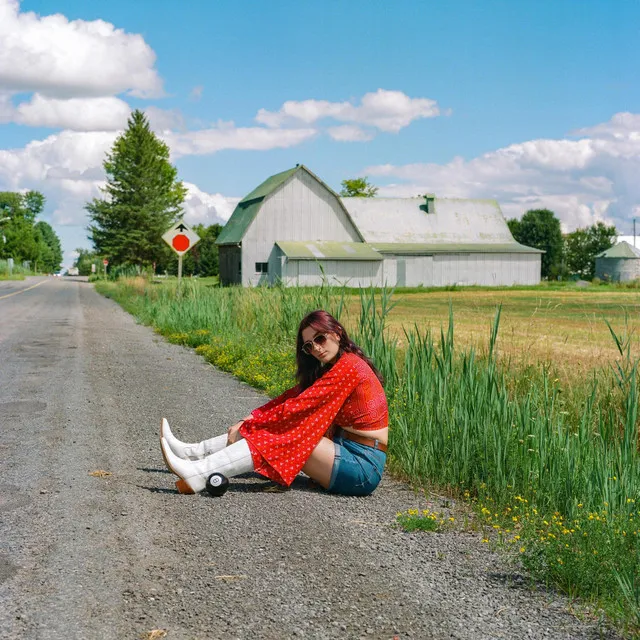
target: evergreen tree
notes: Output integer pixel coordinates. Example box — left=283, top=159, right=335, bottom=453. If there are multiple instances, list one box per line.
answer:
left=86, top=110, right=186, bottom=267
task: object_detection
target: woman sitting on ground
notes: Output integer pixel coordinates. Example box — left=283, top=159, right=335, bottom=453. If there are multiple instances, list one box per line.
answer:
left=160, top=309, right=388, bottom=496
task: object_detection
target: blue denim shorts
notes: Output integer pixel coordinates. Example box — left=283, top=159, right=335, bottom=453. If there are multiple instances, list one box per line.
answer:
left=327, top=435, right=386, bottom=496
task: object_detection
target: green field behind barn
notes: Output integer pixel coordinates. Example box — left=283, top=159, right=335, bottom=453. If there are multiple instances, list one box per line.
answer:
left=375, top=286, right=640, bottom=374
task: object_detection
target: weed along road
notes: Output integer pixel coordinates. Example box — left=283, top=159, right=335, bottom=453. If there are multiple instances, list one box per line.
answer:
left=0, top=278, right=620, bottom=640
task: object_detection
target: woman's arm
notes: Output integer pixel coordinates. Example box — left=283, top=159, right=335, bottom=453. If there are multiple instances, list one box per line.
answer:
left=241, top=354, right=363, bottom=434
left=250, top=385, right=301, bottom=420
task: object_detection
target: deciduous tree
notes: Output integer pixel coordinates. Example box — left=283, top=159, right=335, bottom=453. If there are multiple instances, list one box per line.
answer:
left=34, top=221, right=63, bottom=273
left=86, top=110, right=186, bottom=267
left=74, top=248, right=100, bottom=276
left=0, top=191, right=59, bottom=272
left=565, top=221, right=616, bottom=279
left=508, top=209, right=563, bottom=279
left=339, top=177, right=378, bottom=198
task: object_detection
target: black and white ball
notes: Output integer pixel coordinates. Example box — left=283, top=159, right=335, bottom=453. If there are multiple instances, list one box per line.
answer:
left=205, top=473, right=229, bottom=497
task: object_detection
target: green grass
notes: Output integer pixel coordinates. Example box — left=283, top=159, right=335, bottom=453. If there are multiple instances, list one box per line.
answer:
left=0, top=259, right=28, bottom=279
left=0, top=274, right=26, bottom=280
left=96, top=276, right=640, bottom=637
left=396, top=508, right=445, bottom=533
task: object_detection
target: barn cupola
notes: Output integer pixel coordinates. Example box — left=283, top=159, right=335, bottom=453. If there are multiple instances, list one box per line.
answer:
left=420, top=193, right=436, bottom=214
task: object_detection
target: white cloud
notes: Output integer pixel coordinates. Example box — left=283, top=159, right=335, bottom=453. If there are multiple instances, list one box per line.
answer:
left=0, top=130, right=114, bottom=234
left=256, top=89, right=440, bottom=133
left=0, top=0, right=162, bottom=98
left=14, top=94, right=131, bottom=131
left=183, top=182, right=240, bottom=225
left=163, top=126, right=317, bottom=157
left=327, top=125, right=373, bottom=142
left=572, top=112, right=640, bottom=138
left=145, top=106, right=185, bottom=134
left=365, top=112, right=640, bottom=233
left=0, top=129, right=116, bottom=188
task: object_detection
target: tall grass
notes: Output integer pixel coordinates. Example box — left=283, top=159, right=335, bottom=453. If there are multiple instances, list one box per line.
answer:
left=0, top=259, right=29, bottom=277
left=99, top=277, right=640, bottom=634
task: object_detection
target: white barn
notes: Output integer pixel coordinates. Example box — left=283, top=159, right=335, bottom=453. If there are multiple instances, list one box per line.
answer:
left=216, top=165, right=541, bottom=287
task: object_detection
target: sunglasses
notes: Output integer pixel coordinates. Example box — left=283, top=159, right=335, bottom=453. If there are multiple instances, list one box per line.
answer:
left=301, top=333, right=329, bottom=355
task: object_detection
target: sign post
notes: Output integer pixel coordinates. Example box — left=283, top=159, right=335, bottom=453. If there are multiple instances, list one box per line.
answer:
left=162, top=219, right=200, bottom=292
left=103, top=258, right=109, bottom=277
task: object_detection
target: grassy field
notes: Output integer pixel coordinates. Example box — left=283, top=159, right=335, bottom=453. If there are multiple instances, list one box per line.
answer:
left=97, top=278, right=640, bottom=637
left=381, top=288, right=640, bottom=374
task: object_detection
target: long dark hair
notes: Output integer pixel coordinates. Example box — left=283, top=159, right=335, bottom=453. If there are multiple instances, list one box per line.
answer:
left=295, top=310, right=383, bottom=390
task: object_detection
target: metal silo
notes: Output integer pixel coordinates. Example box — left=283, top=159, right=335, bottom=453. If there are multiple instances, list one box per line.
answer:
left=595, top=241, right=640, bottom=282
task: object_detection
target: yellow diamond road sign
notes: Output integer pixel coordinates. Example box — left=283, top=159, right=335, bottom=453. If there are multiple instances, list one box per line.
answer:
left=162, top=220, right=200, bottom=256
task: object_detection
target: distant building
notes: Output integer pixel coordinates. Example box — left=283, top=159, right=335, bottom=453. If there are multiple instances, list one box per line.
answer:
left=595, top=241, right=640, bottom=282
left=615, top=235, right=639, bottom=249
left=216, top=165, right=542, bottom=287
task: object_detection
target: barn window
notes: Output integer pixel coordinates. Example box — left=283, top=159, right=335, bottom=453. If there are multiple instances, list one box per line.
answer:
left=255, top=262, right=269, bottom=273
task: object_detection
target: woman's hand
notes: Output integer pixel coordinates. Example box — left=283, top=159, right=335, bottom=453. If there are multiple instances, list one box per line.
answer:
left=227, top=421, right=245, bottom=445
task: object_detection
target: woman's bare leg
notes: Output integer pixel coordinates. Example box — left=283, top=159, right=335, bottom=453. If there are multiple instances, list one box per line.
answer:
left=301, top=437, right=336, bottom=489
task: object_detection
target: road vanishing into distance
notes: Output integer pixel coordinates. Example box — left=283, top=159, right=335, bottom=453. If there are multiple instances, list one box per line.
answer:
left=0, top=277, right=621, bottom=640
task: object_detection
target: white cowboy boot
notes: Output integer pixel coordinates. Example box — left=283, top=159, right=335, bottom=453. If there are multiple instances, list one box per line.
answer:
left=161, top=418, right=228, bottom=460
left=161, top=437, right=254, bottom=494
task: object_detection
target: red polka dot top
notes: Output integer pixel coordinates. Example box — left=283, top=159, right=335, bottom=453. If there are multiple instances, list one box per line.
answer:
left=239, top=352, right=388, bottom=486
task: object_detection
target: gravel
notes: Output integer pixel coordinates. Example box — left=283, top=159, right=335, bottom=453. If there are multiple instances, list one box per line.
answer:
left=0, top=277, right=622, bottom=639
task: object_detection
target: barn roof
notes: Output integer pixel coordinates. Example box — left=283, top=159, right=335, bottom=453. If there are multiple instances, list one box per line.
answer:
left=217, top=167, right=540, bottom=252
left=216, top=167, right=297, bottom=245
left=369, top=242, right=542, bottom=254
left=596, top=241, right=640, bottom=259
left=276, top=241, right=383, bottom=261
left=217, top=165, right=361, bottom=245
left=341, top=197, right=526, bottom=247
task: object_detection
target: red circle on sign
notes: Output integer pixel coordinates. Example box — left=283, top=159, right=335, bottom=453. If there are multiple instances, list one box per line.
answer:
left=103, top=259, right=109, bottom=266
left=172, top=234, right=189, bottom=251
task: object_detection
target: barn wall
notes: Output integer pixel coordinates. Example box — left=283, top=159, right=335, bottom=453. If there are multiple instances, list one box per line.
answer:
left=382, top=257, right=397, bottom=287
left=282, top=260, right=382, bottom=287
left=432, top=253, right=540, bottom=286
left=378, top=252, right=540, bottom=286
left=241, top=172, right=361, bottom=286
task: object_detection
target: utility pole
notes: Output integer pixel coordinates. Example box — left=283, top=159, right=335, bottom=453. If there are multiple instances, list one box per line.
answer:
left=634, top=218, right=637, bottom=248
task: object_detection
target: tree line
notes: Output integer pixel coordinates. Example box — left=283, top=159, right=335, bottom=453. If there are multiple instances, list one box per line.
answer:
left=507, top=209, right=616, bottom=280
left=0, top=191, right=63, bottom=273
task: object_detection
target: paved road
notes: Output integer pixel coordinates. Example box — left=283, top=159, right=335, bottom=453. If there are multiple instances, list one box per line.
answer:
left=0, top=277, right=620, bottom=639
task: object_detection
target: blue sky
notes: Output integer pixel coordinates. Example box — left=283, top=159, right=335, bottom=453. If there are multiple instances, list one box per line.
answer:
left=0, top=0, right=638, bottom=268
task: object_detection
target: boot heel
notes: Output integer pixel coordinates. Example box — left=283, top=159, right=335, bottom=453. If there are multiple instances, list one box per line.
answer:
left=175, top=479, right=195, bottom=494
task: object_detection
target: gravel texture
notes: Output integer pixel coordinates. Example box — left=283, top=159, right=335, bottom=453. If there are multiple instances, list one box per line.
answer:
left=0, top=277, right=622, bottom=639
